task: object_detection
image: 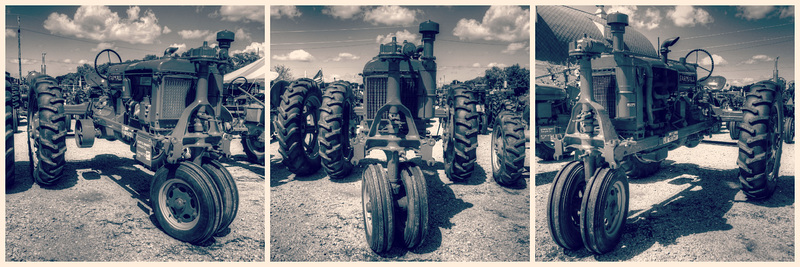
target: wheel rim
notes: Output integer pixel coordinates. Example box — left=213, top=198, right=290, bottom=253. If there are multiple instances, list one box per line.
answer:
left=603, top=180, right=626, bottom=237
left=159, top=179, right=200, bottom=230
left=362, top=172, right=374, bottom=239
left=29, top=111, right=40, bottom=172
left=302, top=102, right=319, bottom=158
left=569, top=181, right=586, bottom=229
left=766, top=105, right=781, bottom=183
left=491, top=126, right=503, bottom=173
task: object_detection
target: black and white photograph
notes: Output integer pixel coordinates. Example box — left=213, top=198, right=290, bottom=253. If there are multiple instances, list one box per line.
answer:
left=5, top=5, right=266, bottom=261
left=534, top=5, right=794, bottom=261
left=270, top=5, right=530, bottom=261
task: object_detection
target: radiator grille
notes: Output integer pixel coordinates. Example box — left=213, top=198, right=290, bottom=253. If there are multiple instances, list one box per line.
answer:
left=364, top=77, right=417, bottom=120
left=365, top=77, right=387, bottom=120
left=162, top=77, right=192, bottom=119
left=593, top=75, right=616, bottom=118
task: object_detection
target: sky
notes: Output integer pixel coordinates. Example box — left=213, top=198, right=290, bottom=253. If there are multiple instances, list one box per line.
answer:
left=559, top=5, right=795, bottom=87
left=270, top=5, right=530, bottom=85
left=5, top=5, right=265, bottom=79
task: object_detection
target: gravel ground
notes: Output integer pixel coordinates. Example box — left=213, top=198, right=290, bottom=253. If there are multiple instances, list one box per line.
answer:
left=534, top=127, right=795, bottom=261
left=5, top=120, right=265, bottom=261
left=270, top=121, right=530, bottom=261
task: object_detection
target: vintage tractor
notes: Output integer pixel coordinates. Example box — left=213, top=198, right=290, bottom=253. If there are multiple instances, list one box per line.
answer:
left=224, top=76, right=265, bottom=165
left=274, top=20, right=479, bottom=253
left=547, top=13, right=783, bottom=254
left=23, top=30, right=240, bottom=244
left=534, top=83, right=574, bottom=160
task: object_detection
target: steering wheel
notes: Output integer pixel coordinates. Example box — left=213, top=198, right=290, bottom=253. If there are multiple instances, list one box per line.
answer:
left=684, top=49, right=714, bottom=83
left=94, top=49, right=122, bottom=80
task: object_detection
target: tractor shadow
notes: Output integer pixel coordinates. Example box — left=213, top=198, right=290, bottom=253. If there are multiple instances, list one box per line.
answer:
left=268, top=153, right=328, bottom=187
left=223, top=156, right=265, bottom=179
left=541, top=163, right=794, bottom=261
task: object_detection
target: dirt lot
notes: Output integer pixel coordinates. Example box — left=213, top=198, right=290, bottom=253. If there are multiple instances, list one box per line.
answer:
left=534, top=128, right=795, bottom=261
left=5, top=120, right=265, bottom=261
left=270, top=121, right=530, bottom=261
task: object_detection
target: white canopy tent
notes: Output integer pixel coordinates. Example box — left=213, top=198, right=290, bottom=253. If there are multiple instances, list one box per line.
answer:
left=223, top=57, right=266, bottom=84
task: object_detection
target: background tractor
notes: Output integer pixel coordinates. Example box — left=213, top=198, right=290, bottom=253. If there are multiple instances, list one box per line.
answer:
left=546, top=13, right=784, bottom=254
left=273, top=20, right=482, bottom=254
left=21, top=31, right=240, bottom=245
left=223, top=76, right=266, bottom=165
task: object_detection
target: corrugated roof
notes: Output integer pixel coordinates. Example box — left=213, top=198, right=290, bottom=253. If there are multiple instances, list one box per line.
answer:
left=536, top=6, right=658, bottom=64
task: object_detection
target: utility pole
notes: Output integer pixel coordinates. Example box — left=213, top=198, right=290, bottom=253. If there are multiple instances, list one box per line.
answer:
left=17, top=16, right=22, bottom=82
left=41, top=52, right=46, bottom=75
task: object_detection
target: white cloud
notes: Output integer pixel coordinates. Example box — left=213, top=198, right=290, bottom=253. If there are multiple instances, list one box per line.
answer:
left=272, top=49, right=314, bottom=62
left=78, top=59, right=89, bottom=65
left=6, top=29, right=17, bottom=38
left=232, top=42, right=265, bottom=57
left=323, top=6, right=362, bottom=20
left=168, top=43, right=188, bottom=55
left=327, top=52, right=360, bottom=62
left=742, top=54, right=774, bottom=65
left=699, top=54, right=727, bottom=66
left=376, top=29, right=419, bottom=44
left=736, top=6, right=775, bottom=20
left=487, top=62, right=507, bottom=68
left=10, top=58, right=37, bottom=65
left=452, top=6, right=529, bottom=43
left=779, top=6, right=794, bottom=18
left=364, top=6, right=419, bottom=26
left=667, top=6, right=713, bottom=27
left=219, top=6, right=264, bottom=23
left=43, top=6, right=165, bottom=44
left=271, top=6, right=301, bottom=19
left=234, top=28, right=253, bottom=42
left=162, top=26, right=171, bottom=34
left=91, top=42, right=116, bottom=52
left=62, top=59, right=72, bottom=64
left=178, top=29, right=211, bottom=39
left=637, top=7, right=663, bottom=30
left=502, top=42, right=528, bottom=54
left=472, top=63, right=481, bottom=68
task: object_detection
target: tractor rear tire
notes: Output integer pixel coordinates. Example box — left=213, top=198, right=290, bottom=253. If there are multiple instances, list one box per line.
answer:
left=318, top=81, right=354, bottom=179
left=275, top=79, right=322, bottom=176
left=491, top=111, right=526, bottom=186
left=6, top=90, right=15, bottom=186
left=29, top=81, right=67, bottom=186
left=783, top=117, right=794, bottom=144
left=619, top=153, right=662, bottom=179
left=242, top=128, right=266, bottom=165
left=444, top=87, right=478, bottom=182
left=737, top=81, right=783, bottom=200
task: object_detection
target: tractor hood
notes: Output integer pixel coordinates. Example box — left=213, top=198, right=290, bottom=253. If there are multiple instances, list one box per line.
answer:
left=125, top=57, right=196, bottom=75
left=535, top=83, right=568, bottom=101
